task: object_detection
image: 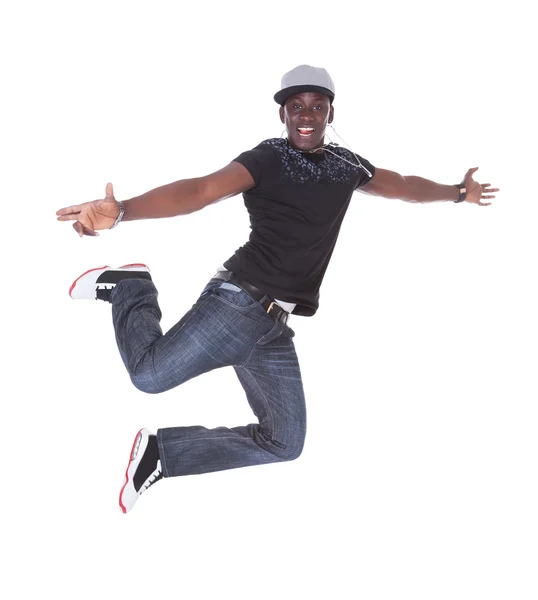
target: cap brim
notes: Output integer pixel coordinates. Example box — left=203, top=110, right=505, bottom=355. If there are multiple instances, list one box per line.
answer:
left=274, top=85, right=335, bottom=106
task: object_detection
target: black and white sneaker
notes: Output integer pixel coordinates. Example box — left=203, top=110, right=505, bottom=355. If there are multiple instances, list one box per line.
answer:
left=69, top=263, right=152, bottom=302
left=119, top=428, right=163, bottom=514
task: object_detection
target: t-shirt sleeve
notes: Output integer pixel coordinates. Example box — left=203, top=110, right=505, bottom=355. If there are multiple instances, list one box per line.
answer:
left=353, top=153, right=376, bottom=189
left=232, top=142, right=279, bottom=189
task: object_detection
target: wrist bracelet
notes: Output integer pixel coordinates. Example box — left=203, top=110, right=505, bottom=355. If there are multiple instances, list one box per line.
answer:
left=110, top=201, right=125, bottom=228
left=454, top=182, right=467, bottom=203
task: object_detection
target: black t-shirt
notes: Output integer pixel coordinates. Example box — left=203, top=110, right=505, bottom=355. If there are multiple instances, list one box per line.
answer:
left=224, top=138, right=375, bottom=316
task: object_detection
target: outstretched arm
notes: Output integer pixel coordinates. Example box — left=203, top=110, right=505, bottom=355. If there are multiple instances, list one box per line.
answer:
left=359, top=167, right=499, bottom=206
left=56, top=161, right=254, bottom=237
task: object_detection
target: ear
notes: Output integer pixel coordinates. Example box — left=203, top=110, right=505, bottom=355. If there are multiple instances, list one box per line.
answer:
left=328, top=105, right=334, bottom=124
left=279, top=106, right=285, bottom=124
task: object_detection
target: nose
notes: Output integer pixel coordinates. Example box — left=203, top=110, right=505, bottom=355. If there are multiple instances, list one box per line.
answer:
left=299, top=110, right=316, bottom=123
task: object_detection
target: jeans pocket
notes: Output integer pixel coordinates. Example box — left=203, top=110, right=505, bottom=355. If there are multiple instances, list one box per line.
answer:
left=213, top=282, right=258, bottom=308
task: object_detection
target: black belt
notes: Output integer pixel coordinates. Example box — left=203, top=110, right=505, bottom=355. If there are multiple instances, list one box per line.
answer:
left=212, top=271, right=289, bottom=325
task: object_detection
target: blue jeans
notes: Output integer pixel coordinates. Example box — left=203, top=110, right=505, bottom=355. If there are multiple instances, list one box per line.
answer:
left=110, top=276, right=307, bottom=477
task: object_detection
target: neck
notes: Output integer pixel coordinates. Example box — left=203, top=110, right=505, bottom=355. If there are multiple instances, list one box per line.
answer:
left=285, top=138, right=328, bottom=154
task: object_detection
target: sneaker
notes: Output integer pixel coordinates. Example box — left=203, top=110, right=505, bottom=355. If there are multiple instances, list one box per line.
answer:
left=119, top=428, right=163, bottom=514
left=69, top=263, right=151, bottom=301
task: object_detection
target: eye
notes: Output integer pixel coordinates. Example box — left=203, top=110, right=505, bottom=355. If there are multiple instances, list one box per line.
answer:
left=293, top=104, right=302, bottom=109
left=313, top=105, right=322, bottom=111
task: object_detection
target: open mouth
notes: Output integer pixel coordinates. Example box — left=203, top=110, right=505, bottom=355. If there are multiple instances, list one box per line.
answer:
left=297, top=127, right=315, bottom=138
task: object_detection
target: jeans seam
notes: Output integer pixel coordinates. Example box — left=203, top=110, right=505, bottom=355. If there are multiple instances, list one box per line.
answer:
left=145, top=294, right=213, bottom=380
left=207, top=287, right=278, bottom=366
left=240, top=321, right=280, bottom=368
left=206, top=292, right=276, bottom=366
left=156, top=430, right=169, bottom=478
left=161, top=434, right=284, bottom=461
left=235, top=366, right=288, bottom=452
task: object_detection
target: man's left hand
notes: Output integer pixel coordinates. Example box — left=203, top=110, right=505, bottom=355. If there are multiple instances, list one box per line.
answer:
left=463, top=167, right=499, bottom=206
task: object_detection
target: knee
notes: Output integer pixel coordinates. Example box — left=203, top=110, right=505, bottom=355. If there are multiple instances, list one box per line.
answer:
left=280, top=442, right=304, bottom=462
left=130, top=371, right=169, bottom=395
left=270, top=428, right=306, bottom=462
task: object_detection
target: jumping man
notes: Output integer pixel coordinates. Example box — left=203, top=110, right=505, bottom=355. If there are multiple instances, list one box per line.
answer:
left=56, top=65, right=499, bottom=513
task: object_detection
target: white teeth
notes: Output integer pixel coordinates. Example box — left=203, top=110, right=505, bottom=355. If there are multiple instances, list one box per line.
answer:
left=298, top=127, right=315, bottom=137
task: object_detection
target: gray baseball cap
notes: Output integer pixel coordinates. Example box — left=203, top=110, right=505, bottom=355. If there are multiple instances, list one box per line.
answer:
left=274, top=64, right=335, bottom=106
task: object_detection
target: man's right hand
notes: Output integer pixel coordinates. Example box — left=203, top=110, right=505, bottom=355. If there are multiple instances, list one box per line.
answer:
left=56, top=182, right=121, bottom=237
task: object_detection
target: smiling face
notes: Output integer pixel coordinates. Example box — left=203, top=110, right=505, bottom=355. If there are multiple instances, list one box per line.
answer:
left=280, top=92, right=334, bottom=152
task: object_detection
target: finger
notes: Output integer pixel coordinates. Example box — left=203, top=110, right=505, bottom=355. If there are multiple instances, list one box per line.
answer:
left=73, top=221, right=84, bottom=237
left=57, top=213, right=80, bottom=221
left=56, top=205, right=83, bottom=216
left=105, top=182, right=114, bottom=200
left=481, top=195, right=496, bottom=199
left=465, top=167, right=479, bottom=182
left=72, top=221, right=98, bottom=237
left=481, top=185, right=500, bottom=193
left=478, top=201, right=492, bottom=207
left=83, top=225, right=99, bottom=236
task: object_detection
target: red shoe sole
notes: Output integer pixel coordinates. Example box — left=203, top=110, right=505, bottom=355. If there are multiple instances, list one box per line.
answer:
left=119, top=427, right=144, bottom=514
left=119, top=263, right=149, bottom=270
left=69, top=266, right=110, bottom=298
left=69, top=264, right=150, bottom=298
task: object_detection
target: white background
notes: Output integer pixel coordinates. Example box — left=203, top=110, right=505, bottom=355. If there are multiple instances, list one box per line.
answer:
left=1, top=0, right=537, bottom=598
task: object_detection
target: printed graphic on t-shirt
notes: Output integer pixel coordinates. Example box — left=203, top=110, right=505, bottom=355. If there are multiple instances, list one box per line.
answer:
left=262, top=138, right=367, bottom=185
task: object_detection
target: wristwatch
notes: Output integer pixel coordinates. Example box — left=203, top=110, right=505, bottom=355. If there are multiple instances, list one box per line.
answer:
left=454, top=182, right=467, bottom=203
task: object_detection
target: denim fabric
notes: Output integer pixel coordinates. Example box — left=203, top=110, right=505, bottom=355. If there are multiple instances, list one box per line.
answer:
left=111, top=277, right=307, bottom=477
